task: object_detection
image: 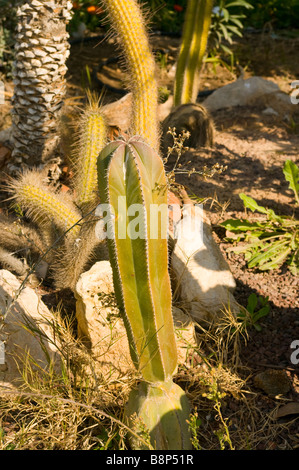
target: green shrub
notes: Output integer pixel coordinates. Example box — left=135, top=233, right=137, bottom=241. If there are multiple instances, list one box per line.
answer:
left=220, top=161, right=299, bottom=274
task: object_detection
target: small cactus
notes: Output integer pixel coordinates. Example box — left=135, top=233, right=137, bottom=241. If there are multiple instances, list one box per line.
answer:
left=174, top=0, right=213, bottom=106
left=97, top=137, right=192, bottom=449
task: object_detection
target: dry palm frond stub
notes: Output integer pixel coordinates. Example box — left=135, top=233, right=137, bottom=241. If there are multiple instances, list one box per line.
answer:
left=10, top=0, right=73, bottom=169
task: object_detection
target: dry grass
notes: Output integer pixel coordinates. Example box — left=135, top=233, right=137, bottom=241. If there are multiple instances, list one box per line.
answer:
left=0, top=301, right=298, bottom=450
left=0, top=310, right=147, bottom=450
left=175, top=305, right=298, bottom=450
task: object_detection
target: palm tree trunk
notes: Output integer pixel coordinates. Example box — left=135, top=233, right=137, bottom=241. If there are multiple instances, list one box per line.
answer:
left=11, top=0, right=72, bottom=167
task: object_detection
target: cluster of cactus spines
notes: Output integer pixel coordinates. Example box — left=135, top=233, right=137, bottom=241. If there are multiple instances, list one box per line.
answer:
left=0, top=214, right=48, bottom=278
left=0, top=247, right=28, bottom=277
left=97, top=137, right=191, bottom=449
left=101, top=0, right=159, bottom=151
left=71, top=92, right=107, bottom=209
left=174, top=0, right=214, bottom=106
left=3, top=94, right=108, bottom=289
left=9, top=169, right=82, bottom=241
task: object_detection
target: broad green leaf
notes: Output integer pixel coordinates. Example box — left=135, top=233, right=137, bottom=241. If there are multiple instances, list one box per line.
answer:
left=226, top=24, right=243, bottom=37
left=220, top=218, right=263, bottom=232
left=253, top=305, right=270, bottom=322
left=222, top=7, right=229, bottom=21
left=259, top=247, right=292, bottom=271
left=240, top=193, right=282, bottom=222
left=219, top=22, right=229, bottom=41
left=246, top=293, right=258, bottom=314
left=287, top=249, right=299, bottom=274
left=229, top=17, right=244, bottom=28
left=240, top=193, right=269, bottom=214
left=283, top=160, right=299, bottom=204
left=247, top=239, right=289, bottom=268
left=226, top=0, right=253, bottom=8
left=220, top=44, right=233, bottom=55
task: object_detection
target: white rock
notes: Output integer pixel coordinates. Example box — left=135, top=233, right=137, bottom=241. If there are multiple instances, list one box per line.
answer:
left=171, top=204, right=239, bottom=323
left=0, top=270, right=60, bottom=390
left=203, top=77, right=280, bottom=112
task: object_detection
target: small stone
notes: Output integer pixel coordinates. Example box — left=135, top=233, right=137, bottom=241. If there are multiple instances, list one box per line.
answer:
left=253, top=369, right=291, bottom=397
left=262, top=107, right=279, bottom=116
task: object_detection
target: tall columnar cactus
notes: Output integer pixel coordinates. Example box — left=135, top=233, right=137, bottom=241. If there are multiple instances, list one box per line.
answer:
left=97, top=137, right=192, bottom=450
left=101, top=0, right=159, bottom=150
left=174, top=0, right=214, bottom=106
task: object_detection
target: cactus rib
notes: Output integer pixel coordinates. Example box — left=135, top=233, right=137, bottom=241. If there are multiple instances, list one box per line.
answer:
left=97, top=136, right=192, bottom=449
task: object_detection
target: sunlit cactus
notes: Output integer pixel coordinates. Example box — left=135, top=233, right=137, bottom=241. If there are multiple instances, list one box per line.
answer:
left=71, top=92, right=107, bottom=209
left=97, top=137, right=192, bottom=450
left=101, top=0, right=159, bottom=150
left=9, top=169, right=82, bottom=241
left=174, top=0, right=214, bottom=105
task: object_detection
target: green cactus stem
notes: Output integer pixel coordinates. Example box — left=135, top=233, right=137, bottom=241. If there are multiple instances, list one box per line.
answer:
left=97, top=137, right=177, bottom=381
left=101, top=0, right=159, bottom=150
left=174, top=0, right=213, bottom=106
left=71, top=92, right=107, bottom=208
left=9, top=170, right=82, bottom=240
left=97, top=137, right=191, bottom=449
left=125, top=380, right=192, bottom=450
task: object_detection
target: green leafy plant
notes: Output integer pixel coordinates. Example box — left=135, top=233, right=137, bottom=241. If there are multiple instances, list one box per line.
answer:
left=243, top=0, right=299, bottom=30
left=206, top=0, right=253, bottom=72
left=237, top=293, right=270, bottom=332
left=220, top=160, right=299, bottom=274
left=0, top=0, right=17, bottom=75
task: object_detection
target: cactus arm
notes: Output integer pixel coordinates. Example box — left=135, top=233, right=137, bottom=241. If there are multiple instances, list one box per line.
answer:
left=101, top=0, right=159, bottom=150
left=174, top=0, right=214, bottom=105
left=72, top=94, right=107, bottom=208
left=10, top=170, right=81, bottom=239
